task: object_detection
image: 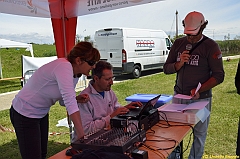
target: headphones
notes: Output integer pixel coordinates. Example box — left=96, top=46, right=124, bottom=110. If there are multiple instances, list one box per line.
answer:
left=182, top=20, right=208, bottom=27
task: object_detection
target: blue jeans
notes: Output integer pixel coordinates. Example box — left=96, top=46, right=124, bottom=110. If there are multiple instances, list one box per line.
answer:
left=172, top=96, right=212, bottom=159
left=10, top=106, right=49, bottom=159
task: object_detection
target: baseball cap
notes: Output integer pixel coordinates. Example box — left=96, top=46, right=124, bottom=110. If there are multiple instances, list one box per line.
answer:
left=183, top=11, right=206, bottom=35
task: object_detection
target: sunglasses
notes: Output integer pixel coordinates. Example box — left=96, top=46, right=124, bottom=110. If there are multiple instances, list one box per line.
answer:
left=104, top=76, right=115, bottom=82
left=84, top=60, right=96, bottom=66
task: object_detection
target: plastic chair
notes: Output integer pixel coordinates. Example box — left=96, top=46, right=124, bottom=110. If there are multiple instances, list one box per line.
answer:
left=21, top=70, right=36, bottom=87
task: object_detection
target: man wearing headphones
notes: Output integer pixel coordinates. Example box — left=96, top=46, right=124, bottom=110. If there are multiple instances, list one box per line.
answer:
left=163, top=11, right=225, bottom=159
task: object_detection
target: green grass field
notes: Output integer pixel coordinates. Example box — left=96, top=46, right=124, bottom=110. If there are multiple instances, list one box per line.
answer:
left=0, top=44, right=56, bottom=93
left=0, top=45, right=240, bottom=158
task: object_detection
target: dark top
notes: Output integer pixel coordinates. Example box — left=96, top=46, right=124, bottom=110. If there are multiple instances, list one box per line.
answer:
left=163, top=35, right=225, bottom=99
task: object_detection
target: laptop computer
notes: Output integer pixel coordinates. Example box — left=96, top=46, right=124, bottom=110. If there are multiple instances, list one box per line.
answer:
left=118, top=94, right=161, bottom=119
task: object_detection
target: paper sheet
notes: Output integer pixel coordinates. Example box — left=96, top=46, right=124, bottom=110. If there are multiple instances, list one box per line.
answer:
left=159, top=101, right=209, bottom=112
left=174, top=82, right=202, bottom=99
left=174, top=94, right=192, bottom=99
left=195, top=82, right=202, bottom=95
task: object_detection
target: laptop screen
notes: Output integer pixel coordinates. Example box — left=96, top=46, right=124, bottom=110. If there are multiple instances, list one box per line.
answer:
left=138, top=94, right=161, bottom=116
left=118, top=94, right=161, bottom=119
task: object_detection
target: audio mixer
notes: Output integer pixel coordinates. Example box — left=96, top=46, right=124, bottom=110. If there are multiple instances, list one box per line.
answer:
left=71, top=127, right=146, bottom=153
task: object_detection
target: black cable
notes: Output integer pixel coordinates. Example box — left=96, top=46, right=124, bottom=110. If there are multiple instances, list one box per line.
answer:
left=127, top=121, right=138, bottom=130
left=145, top=139, right=177, bottom=150
left=140, top=142, right=165, bottom=159
left=157, top=121, right=194, bottom=157
left=146, top=132, right=179, bottom=153
left=157, top=110, right=195, bottom=158
left=158, top=111, right=171, bottom=127
left=147, top=126, right=155, bottom=133
left=182, top=126, right=194, bottom=154
left=145, top=128, right=155, bottom=135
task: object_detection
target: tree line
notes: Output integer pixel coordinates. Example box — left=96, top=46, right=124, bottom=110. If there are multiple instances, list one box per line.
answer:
left=217, top=40, right=240, bottom=55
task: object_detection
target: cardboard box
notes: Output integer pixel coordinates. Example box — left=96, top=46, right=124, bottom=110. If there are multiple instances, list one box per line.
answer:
left=125, top=94, right=173, bottom=108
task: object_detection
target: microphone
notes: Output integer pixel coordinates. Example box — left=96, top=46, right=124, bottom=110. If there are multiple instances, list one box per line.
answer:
left=186, top=44, right=192, bottom=52
left=184, top=44, right=192, bottom=65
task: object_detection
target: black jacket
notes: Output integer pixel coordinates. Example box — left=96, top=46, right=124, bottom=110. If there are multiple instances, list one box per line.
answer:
left=235, top=60, right=240, bottom=95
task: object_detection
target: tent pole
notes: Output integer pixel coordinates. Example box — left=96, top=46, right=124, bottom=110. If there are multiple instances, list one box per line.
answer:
left=0, top=53, right=2, bottom=79
left=61, top=0, right=67, bottom=57
left=49, top=0, right=77, bottom=58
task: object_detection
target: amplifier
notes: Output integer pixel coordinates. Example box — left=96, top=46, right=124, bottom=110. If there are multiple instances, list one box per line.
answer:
left=138, top=109, right=159, bottom=131
left=110, top=116, right=129, bottom=128
left=110, top=108, right=159, bottom=131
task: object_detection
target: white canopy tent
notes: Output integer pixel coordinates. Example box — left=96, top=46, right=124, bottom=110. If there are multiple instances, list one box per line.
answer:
left=0, top=39, right=34, bottom=56
left=0, top=38, right=34, bottom=79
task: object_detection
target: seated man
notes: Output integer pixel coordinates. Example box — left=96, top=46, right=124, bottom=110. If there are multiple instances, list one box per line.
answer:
left=72, top=61, right=142, bottom=141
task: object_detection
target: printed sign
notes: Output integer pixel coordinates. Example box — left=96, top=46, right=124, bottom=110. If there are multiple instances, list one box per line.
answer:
left=136, top=40, right=155, bottom=48
left=97, top=32, right=118, bottom=36
left=0, top=0, right=163, bottom=18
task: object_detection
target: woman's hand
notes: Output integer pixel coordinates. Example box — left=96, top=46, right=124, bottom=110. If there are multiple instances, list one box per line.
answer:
left=76, top=94, right=89, bottom=103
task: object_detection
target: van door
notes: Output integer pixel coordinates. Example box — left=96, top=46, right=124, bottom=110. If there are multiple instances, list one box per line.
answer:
left=106, top=35, right=123, bottom=68
left=95, top=28, right=123, bottom=71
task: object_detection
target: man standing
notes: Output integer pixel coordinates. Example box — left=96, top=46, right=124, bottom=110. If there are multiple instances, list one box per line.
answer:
left=72, top=61, right=142, bottom=142
left=163, top=11, right=225, bottom=159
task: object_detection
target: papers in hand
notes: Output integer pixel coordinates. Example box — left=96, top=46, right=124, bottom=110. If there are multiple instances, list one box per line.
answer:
left=194, top=82, right=201, bottom=95
left=174, top=82, right=202, bottom=100
left=174, top=94, right=192, bottom=99
left=159, top=101, right=209, bottom=113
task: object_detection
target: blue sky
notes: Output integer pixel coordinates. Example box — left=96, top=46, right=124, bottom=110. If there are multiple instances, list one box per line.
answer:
left=0, top=0, right=240, bottom=44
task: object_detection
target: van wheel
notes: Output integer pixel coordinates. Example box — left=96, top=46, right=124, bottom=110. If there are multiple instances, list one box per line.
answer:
left=132, top=65, right=141, bottom=78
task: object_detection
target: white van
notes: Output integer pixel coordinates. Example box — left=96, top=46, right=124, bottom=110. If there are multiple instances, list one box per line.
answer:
left=94, top=27, right=172, bottom=78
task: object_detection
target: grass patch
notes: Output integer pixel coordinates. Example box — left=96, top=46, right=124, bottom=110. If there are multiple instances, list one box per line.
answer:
left=0, top=44, right=56, bottom=93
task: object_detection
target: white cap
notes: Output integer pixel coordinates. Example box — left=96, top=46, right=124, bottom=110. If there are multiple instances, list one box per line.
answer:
left=184, top=11, right=206, bottom=35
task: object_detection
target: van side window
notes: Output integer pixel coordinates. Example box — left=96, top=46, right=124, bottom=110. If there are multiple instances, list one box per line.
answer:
left=165, top=38, right=172, bottom=50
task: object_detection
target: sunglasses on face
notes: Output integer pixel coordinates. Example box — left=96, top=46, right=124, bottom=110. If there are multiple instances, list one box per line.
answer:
left=84, top=60, right=96, bottom=66
left=104, top=76, right=115, bottom=82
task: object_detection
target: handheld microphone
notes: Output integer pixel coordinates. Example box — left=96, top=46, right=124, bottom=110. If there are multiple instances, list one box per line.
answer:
left=184, top=44, right=192, bottom=65
left=186, top=44, right=192, bottom=52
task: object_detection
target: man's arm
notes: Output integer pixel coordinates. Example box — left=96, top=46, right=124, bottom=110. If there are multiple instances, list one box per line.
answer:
left=198, top=77, right=219, bottom=93
left=79, top=102, right=111, bottom=134
left=191, top=44, right=225, bottom=98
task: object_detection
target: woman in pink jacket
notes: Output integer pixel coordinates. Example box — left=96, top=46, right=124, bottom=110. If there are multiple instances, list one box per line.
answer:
left=10, top=41, right=100, bottom=159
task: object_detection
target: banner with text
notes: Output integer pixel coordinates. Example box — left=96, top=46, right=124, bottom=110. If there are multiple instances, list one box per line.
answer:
left=0, top=0, right=163, bottom=18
